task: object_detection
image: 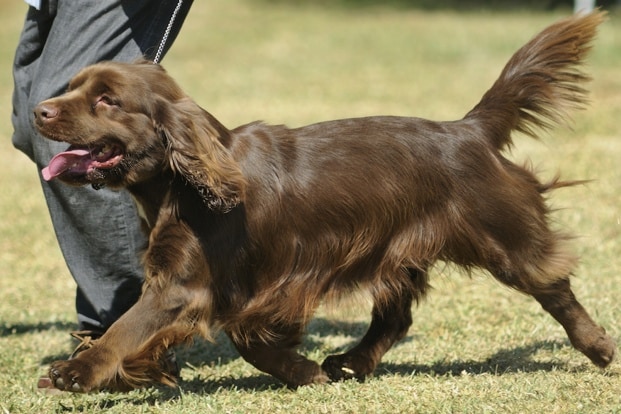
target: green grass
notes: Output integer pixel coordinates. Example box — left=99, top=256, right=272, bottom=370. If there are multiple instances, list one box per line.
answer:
left=1, top=1, right=621, bottom=412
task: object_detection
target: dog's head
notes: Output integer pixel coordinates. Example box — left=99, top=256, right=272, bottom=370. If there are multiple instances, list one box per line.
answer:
left=35, top=60, right=245, bottom=211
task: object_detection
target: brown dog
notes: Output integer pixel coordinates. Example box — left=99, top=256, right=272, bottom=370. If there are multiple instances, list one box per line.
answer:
left=34, top=12, right=614, bottom=392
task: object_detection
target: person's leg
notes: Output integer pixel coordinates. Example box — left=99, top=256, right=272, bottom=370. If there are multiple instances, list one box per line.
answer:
left=12, top=0, right=193, bottom=332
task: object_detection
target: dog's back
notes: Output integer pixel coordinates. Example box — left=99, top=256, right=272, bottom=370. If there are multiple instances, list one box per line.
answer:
left=234, top=12, right=605, bottom=294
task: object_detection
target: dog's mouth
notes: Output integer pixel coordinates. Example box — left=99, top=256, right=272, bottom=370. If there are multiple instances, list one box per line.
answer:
left=42, top=143, right=124, bottom=182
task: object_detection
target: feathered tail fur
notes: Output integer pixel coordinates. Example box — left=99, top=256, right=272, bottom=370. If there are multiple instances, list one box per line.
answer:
left=466, top=11, right=606, bottom=149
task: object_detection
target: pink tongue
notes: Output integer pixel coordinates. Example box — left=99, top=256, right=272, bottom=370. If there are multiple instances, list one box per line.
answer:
left=42, top=149, right=92, bottom=181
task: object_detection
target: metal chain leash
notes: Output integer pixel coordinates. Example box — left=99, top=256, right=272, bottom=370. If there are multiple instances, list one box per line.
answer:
left=152, top=0, right=184, bottom=64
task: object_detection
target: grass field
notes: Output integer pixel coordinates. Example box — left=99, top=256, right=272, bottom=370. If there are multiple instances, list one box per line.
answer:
left=1, top=1, right=620, bottom=413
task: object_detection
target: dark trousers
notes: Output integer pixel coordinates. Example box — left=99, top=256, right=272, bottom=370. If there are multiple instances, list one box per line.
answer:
left=11, top=0, right=193, bottom=331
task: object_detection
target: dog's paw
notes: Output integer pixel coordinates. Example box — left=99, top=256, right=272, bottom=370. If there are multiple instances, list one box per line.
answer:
left=321, top=354, right=374, bottom=382
left=581, top=329, right=617, bottom=368
left=48, top=360, right=97, bottom=393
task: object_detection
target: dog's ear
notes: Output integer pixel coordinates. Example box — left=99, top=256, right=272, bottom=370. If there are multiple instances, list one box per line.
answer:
left=155, top=98, right=246, bottom=212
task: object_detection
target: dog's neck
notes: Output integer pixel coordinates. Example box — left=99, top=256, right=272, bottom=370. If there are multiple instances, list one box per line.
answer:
left=127, top=172, right=174, bottom=231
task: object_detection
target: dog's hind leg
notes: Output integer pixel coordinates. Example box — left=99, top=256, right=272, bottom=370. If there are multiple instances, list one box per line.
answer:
left=487, top=232, right=616, bottom=368
left=530, top=278, right=616, bottom=368
left=321, top=268, right=426, bottom=382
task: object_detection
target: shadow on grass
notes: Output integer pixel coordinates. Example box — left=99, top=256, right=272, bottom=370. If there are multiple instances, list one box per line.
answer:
left=0, top=320, right=75, bottom=337
left=39, top=317, right=606, bottom=407
left=132, top=340, right=583, bottom=405
left=177, top=340, right=576, bottom=396
left=180, top=340, right=575, bottom=392
left=376, top=339, right=572, bottom=378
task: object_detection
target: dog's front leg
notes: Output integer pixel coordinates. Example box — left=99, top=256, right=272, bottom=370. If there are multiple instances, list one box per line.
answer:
left=48, top=283, right=193, bottom=392
left=49, top=211, right=212, bottom=392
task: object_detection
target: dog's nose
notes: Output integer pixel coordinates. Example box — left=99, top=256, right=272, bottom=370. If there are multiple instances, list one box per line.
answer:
left=34, top=103, right=59, bottom=122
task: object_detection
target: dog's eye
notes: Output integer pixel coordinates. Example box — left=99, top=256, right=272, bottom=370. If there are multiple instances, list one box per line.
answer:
left=91, top=95, right=120, bottom=113
left=94, top=95, right=118, bottom=107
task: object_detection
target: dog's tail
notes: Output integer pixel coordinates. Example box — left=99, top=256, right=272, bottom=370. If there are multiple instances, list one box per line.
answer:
left=464, top=11, right=605, bottom=149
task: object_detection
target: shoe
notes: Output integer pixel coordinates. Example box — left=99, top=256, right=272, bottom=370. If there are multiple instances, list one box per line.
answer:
left=36, top=376, right=63, bottom=395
